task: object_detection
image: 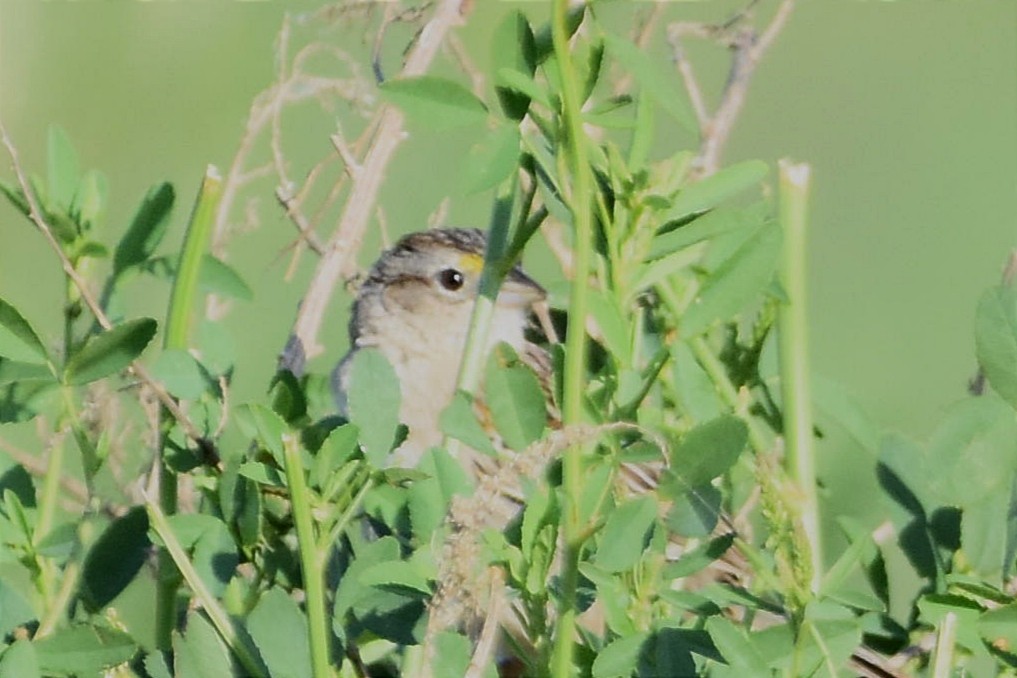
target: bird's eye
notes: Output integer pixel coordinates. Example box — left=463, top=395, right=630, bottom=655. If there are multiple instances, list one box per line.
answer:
left=438, top=268, right=465, bottom=291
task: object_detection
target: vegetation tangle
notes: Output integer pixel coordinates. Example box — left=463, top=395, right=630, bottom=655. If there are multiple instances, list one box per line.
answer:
left=0, top=2, right=1015, bottom=677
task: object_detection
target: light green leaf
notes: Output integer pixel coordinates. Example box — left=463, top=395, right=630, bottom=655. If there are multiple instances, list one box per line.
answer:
left=63, top=317, right=158, bottom=385
left=602, top=33, right=696, bottom=132
left=248, top=588, right=312, bottom=678
left=380, top=76, right=488, bottom=129
left=34, top=625, right=136, bottom=676
left=705, top=617, right=768, bottom=673
left=345, top=349, right=401, bottom=466
left=484, top=345, right=547, bottom=451
left=440, top=392, right=497, bottom=456
left=0, top=360, right=52, bottom=387
left=46, top=125, right=79, bottom=209
left=312, top=424, right=360, bottom=489
left=496, top=68, right=552, bottom=110
left=588, top=291, right=630, bottom=364
left=238, top=462, right=286, bottom=488
left=592, top=632, right=649, bottom=678
left=462, top=125, right=520, bottom=195
left=0, top=297, right=49, bottom=361
left=649, top=204, right=769, bottom=260
left=975, top=284, right=1017, bottom=408
left=0, top=640, right=39, bottom=678
left=152, top=348, right=207, bottom=400
left=681, top=221, right=781, bottom=337
left=665, top=161, right=770, bottom=221
left=200, top=254, right=253, bottom=301
left=239, top=404, right=288, bottom=465
left=172, top=611, right=234, bottom=678
left=978, top=604, right=1017, bottom=652
left=72, top=169, right=107, bottom=230
left=595, top=496, right=657, bottom=572
left=359, top=559, right=432, bottom=597
left=664, top=533, right=735, bottom=579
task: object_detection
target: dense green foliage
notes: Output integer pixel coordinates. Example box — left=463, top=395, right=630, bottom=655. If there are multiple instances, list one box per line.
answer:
left=0, top=3, right=1015, bottom=677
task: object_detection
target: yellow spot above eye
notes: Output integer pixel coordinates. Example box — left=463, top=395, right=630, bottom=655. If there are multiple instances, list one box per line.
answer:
left=457, top=252, right=484, bottom=274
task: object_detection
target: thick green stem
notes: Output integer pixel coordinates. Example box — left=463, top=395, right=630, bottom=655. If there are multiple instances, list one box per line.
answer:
left=550, top=1, right=593, bottom=675
left=776, top=159, right=820, bottom=593
left=282, top=433, right=332, bottom=678
left=156, top=166, right=223, bottom=648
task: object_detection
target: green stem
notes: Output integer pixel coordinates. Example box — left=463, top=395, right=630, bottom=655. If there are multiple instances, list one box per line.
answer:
left=282, top=433, right=332, bottom=678
left=550, top=1, right=593, bottom=675
left=145, top=496, right=267, bottom=678
left=776, top=159, right=820, bottom=593
left=156, top=166, right=223, bottom=648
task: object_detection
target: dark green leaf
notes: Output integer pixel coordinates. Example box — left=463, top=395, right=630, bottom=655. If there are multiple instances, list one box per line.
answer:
left=485, top=345, right=546, bottom=451
left=976, top=284, right=1017, bottom=408
left=495, top=68, right=552, bottom=110
left=492, top=11, right=536, bottom=120
left=664, top=533, right=735, bottom=579
left=34, top=625, right=136, bottom=675
left=79, top=507, right=150, bottom=613
left=380, top=76, right=488, bottom=129
left=602, top=33, right=696, bottom=132
left=113, top=182, right=175, bottom=275
left=593, top=632, right=649, bottom=678
left=63, top=317, right=157, bottom=385
left=46, top=126, right=79, bottom=210
left=668, top=415, right=748, bottom=487
left=595, top=496, right=657, bottom=572
left=248, top=588, right=312, bottom=678
left=681, top=221, right=781, bottom=337
left=200, top=254, right=253, bottom=301
left=0, top=297, right=49, bottom=361
left=665, top=484, right=721, bottom=538
left=345, top=349, right=401, bottom=466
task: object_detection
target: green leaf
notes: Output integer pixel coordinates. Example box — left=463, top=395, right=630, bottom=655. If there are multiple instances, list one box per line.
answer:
left=485, top=344, right=547, bottom=451
left=588, top=291, right=630, bottom=364
left=152, top=348, right=207, bottom=400
left=978, top=603, right=1017, bottom=651
left=359, top=559, right=433, bottom=597
left=0, top=379, right=59, bottom=424
left=593, top=632, right=649, bottom=678
left=333, top=536, right=401, bottom=637
left=665, top=484, right=721, bottom=538
left=649, top=204, right=769, bottom=260
left=238, top=462, right=286, bottom=488
left=602, top=32, right=696, bottom=132
left=63, top=317, right=157, bottom=385
left=665, top=161, right=770, bottom=221
left=312, top=424, right=360, bottom=489
left=113, top=182, right=175, bottom=276
left=705, top=617, right=769, bottom=674
left=975, top=284, right=1017, bottom=408
left=917, top=594, right=984, bottom=651
left=345, top=349, right=401, bottom=466
left=172, top=611, right=234, bottom=678
left=34, top=625, right=136, bottom=676
left=440, top=392, right=497, bottom=456
left=595, top=496, right=657, bottom=572
left=433, top=632, right=472, bottom=678
left=681, top=221, right=781, bottom=337
left=238, top=404, right=288, bottom=465
left=380, top=76, right=488, bottom=129
left=462, top=125, right=521, bottom=195
left=0, top=640, right=40, bottom=678
left=72, top=169, right=107, bottom=229
left=492, top=11, right=537, bottom=121
left=247, top=588, right=312, bottom=678
left=668, top=415, right=748, bottom=487
left=79, top=507, right=150, bottom=613
left=495, top=68, right=552, bottom=110
left=664, top=533, right=735, bottom=579
left=0, top=359, right=52, bottom=387
left=409, top=447, right=473, bottom=538
left=200, top=254, right=253, bottom=301
left=0, top=297, right=49, bottom=361
left=46, top=125, right=79, bottom=210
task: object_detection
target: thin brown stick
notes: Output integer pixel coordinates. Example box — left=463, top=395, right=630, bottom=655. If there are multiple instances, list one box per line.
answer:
left=0, top=435, right=88, bottom=508
left=0, top=121, right=204, bottom=443
left=280, top=0, right=468, bottom=374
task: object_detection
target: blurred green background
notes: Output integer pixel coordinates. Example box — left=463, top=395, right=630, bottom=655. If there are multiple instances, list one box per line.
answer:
left=1, top=0, right=1014, bottom=532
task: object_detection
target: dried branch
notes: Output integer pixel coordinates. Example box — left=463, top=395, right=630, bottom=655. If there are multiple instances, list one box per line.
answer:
left=0, top=120, right=204, bottom=444
left=280, top=0, right=469, bottom=374
left=669, top=0, right=796, bottom=178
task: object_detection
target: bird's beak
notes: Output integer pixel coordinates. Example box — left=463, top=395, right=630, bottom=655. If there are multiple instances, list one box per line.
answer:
left=498, top=269, right=546, bottom=309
